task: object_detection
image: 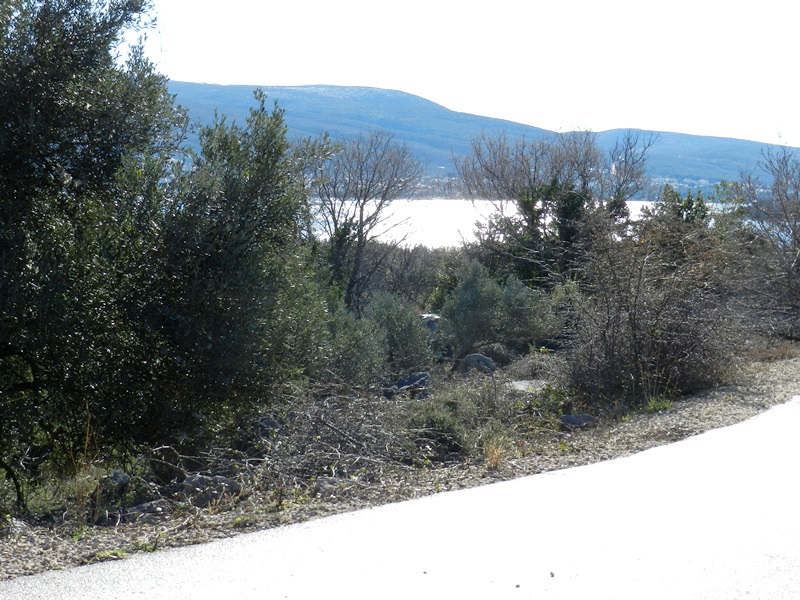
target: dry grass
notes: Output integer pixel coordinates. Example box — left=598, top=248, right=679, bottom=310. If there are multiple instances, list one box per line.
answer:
left=744, top=340, right=799, bottom=362
left=482, top=436, right=508, bottom=470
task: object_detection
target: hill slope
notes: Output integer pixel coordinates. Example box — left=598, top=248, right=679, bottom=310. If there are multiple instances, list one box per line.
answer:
left=168, top=81, right=781, bottom=188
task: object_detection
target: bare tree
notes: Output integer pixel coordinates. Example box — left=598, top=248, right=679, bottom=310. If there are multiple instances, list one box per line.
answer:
left=552, top=130, right=603, bottom=198
left=453, top=129, right=657, bottom=282
left=315, top=130, right=425, bottom=313
left=456, top=129, right=656, bottom=213
left=455, top=131, right=607, bottom=280
left=454, top=131, right=556, bottom=203
left=601, top=130, right=659, bottom=219
left=742, top=146, right=800, bottom=336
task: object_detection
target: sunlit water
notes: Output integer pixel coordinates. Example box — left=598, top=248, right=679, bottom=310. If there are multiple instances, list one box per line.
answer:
left=378, top=199, right=497, bottom=248
left=376, top=198, right=651, bottom=248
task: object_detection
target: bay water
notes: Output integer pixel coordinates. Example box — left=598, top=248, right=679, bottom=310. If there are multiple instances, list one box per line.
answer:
left=377, top=198, right=651, bottom=248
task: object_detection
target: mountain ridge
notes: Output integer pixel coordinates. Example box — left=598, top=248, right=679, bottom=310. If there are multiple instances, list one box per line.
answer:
left=168, top=81, right=784, bottom=189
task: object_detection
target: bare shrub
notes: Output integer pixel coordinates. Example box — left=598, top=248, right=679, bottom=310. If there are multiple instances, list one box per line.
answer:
left=742, top=147, right=800, bottom=338
left=561, top=212, right=742, bottom=408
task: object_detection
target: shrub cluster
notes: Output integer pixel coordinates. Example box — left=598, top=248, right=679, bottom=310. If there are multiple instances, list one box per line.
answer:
left=3, top=2, right=798, bottom=524
left=561, top=218, right=738, bottom=408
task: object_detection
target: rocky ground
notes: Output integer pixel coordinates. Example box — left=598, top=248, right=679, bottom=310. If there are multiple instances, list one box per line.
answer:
left=2, top=353, right=800, bottom=581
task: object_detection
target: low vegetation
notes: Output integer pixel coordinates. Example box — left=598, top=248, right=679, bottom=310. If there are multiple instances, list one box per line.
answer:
left=3, top=1, right=800, bottom=538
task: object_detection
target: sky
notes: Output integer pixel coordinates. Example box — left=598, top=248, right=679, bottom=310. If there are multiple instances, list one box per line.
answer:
left=137, top=0, right=799, bottom=147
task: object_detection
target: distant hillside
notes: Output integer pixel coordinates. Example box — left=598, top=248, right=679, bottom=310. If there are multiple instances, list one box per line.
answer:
left=168, top=81, right=782, bottom=190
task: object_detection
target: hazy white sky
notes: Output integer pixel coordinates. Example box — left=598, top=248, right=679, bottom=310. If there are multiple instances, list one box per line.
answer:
left=140, top=0, right=799, bottom=146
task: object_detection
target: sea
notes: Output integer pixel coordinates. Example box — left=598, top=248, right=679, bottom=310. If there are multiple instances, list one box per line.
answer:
left=377, top=198, right=651, bottom=248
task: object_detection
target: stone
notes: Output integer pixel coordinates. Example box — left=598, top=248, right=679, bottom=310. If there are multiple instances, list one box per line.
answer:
left=509, top=380, right=548, bottom=393
left=384, top=371, right=431, bottom=399
left=95, top=470, right=131, bottom=504
left=558, top=414, right=598, bottom=431
left=182, top=474, right=243, bottom=508
left=126, top=499, right=171, bottom=524
left=458, top=353, right=496, bottom=374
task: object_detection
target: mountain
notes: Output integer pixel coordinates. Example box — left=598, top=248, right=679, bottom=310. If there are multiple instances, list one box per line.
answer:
left=168, top=81, right=782, bottom=190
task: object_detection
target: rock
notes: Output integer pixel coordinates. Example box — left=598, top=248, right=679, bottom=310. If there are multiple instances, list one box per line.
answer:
left=396, top=371, right=431, bottom=393
left=384, top=371, right=431, bottom=399
left=182, top=474, right=243, bottom=508
left=458, top=353, right=496, bottom=374
left=558, top=414, right=598, bottom=431
left=126, top=499, right=171, bottom=524
left=95, top=470, right=131, bottom=504
left=105, top=469, right=130, bottom=490
left=510, top=380, right=548, bottom=393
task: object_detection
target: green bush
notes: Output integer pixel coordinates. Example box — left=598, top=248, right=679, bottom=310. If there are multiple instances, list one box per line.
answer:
left=365, top=292, right=434, bottom=378
left=441, top=260, right=559, bottom=358
left=0, top=2, right=333, bottom=510
left=315, top=305, right=387, bottom=387
left=0, top=0, right=185, bottom=508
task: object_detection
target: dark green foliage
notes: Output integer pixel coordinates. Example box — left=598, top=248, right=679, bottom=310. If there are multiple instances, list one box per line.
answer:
left=364, top=292, right=434, bottom=378
left=540, top=178, right=590, bottom=275
left=0, top=0, right=183, bottom=506
left=0, top=2, right=323, bottom=511
left=441, top=260, right=559, bottom=358
left=0, top=1, right=160, bottom=204
left=651, top=184, right=709, bottom=224
left=153, top=93, right=311, bottom=437
left=470, top=178, right=591, bottom=284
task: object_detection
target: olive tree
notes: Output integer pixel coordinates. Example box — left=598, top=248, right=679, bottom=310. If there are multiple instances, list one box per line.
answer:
left=0, top=0, right=183, bottom=506
left=155, top=92, right=328, bottom=440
